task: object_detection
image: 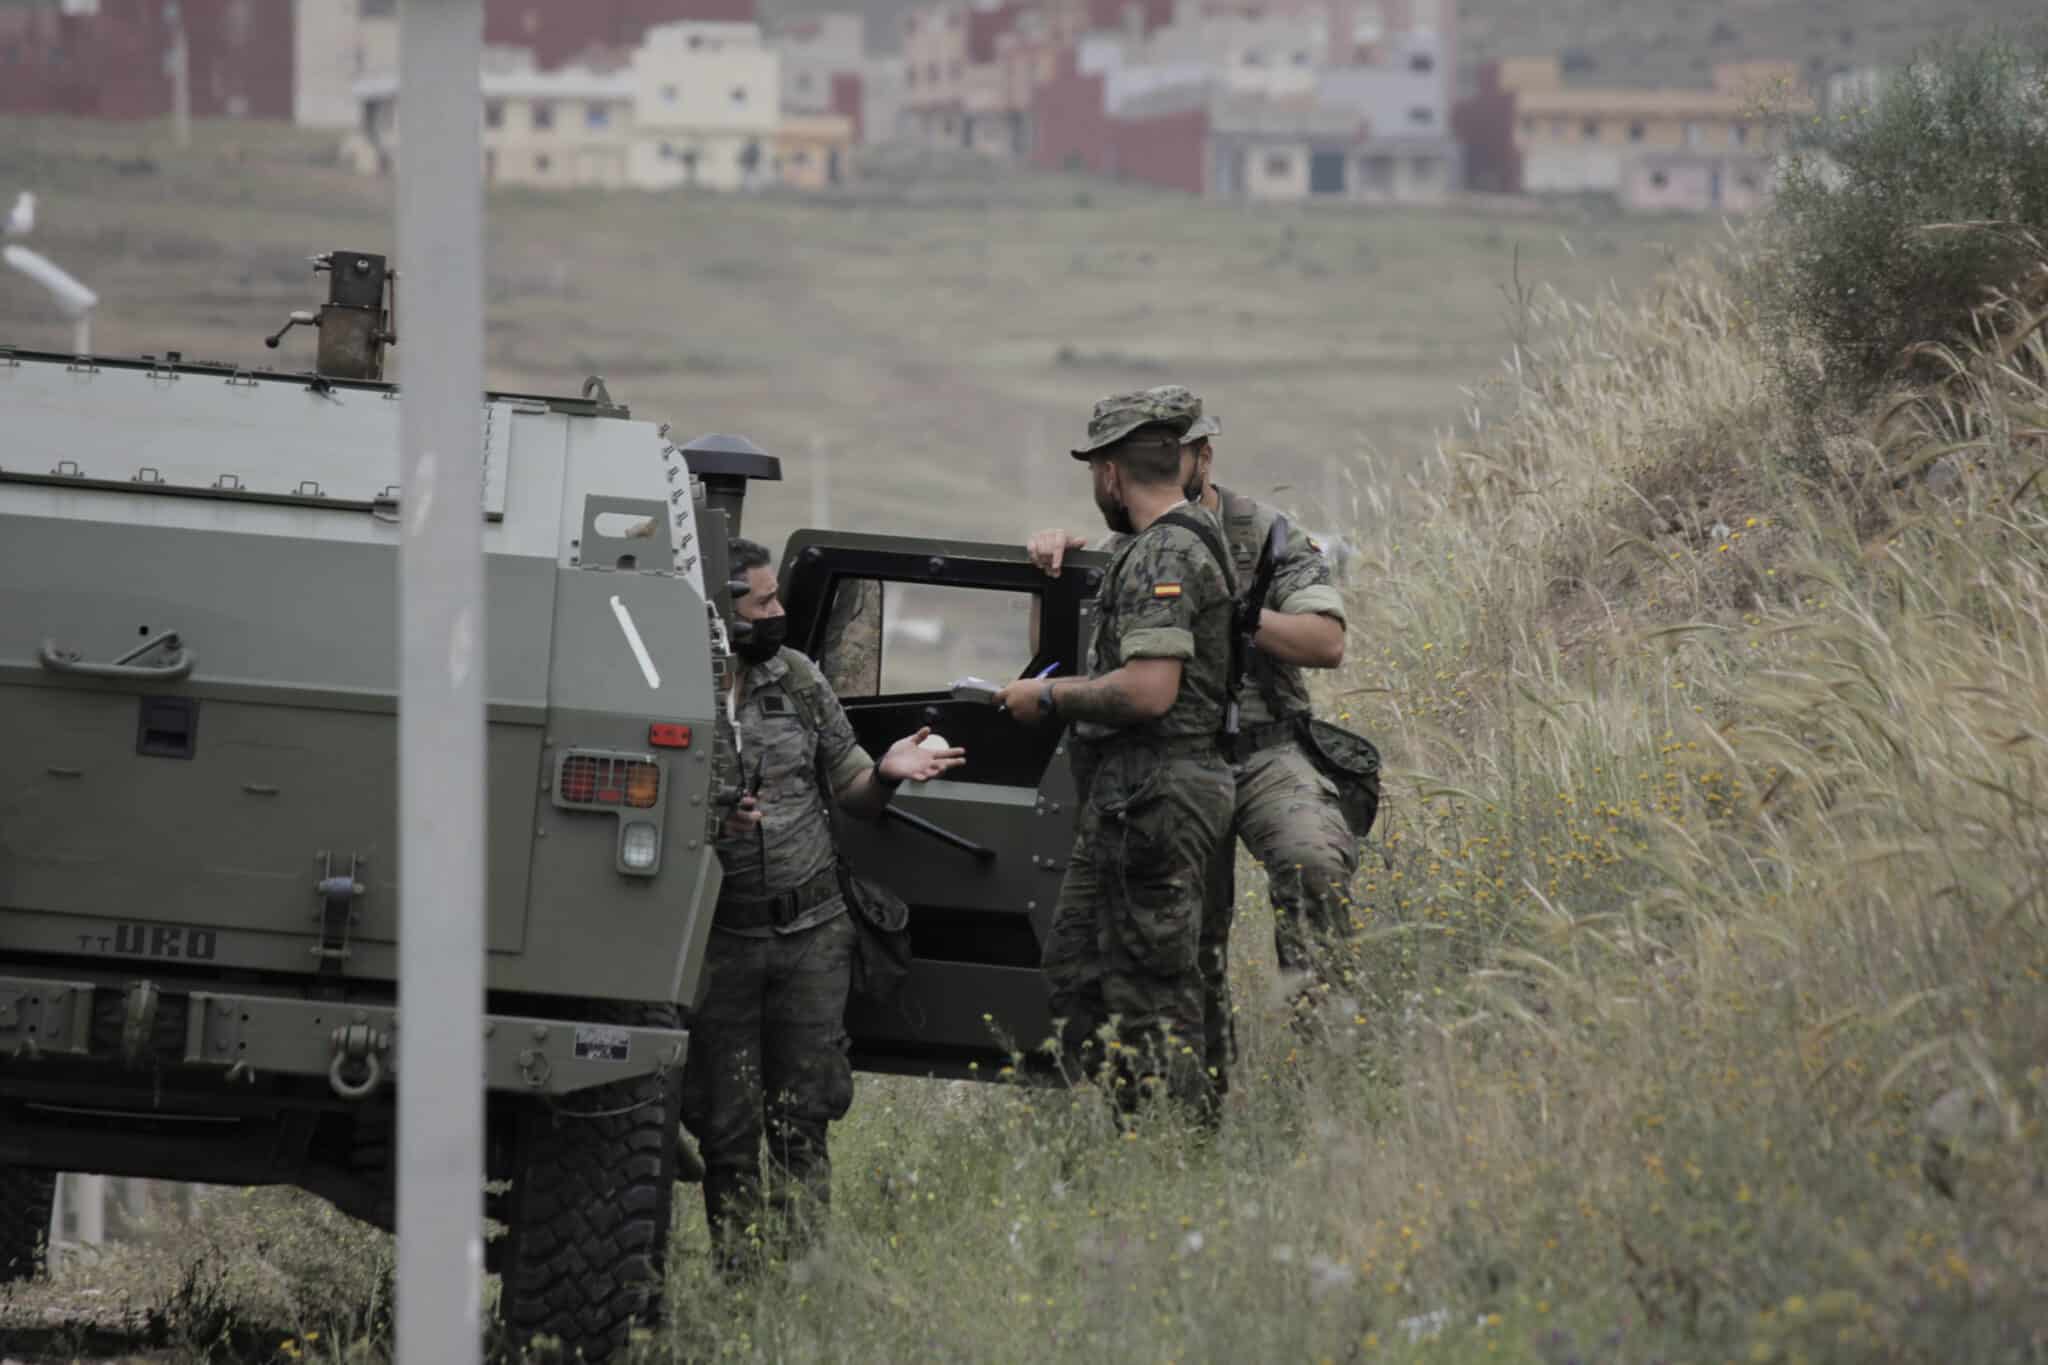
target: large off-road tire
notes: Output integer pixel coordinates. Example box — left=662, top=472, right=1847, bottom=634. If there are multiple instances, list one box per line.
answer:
left=0, top=1167, right=57, bottom=1283
left=498, top=1004, right=681, bottom=1362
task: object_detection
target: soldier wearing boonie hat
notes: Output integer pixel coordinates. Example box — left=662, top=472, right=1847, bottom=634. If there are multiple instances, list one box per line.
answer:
left=995, top=388, right=1236, bottom=1123
left=1027, top=387, right=1359, bottom=1095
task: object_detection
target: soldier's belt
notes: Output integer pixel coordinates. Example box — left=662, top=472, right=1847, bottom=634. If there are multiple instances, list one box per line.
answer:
left=715, top=865, right=843, bottom=931
left=1091, top=732, right=1227, bottom=760
left=1224, top=718, right=1302, bottom=766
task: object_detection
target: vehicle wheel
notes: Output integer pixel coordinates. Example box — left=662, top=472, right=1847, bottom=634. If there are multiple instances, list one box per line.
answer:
left=498, top=1004, right=681, bottom=1362
left=0, top=1167, right=56, bottom=1283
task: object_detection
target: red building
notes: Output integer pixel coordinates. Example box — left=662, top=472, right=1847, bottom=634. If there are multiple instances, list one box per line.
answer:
left=0, top=0, right=291, bottom=121
left=484, top=0, right=756, bottom=69
left=1030, top=53, right=1207, bottom=195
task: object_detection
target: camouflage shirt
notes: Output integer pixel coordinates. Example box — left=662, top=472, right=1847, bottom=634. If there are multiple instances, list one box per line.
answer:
left=714, top=647, right=874, bottom=935
left=1073, top=501, right=1236, bottom=749
left=1095, top=485, right=1345, bottom=729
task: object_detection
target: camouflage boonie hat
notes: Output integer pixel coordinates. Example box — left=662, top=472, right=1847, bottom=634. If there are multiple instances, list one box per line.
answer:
left=1070, top=385, right=1201, bottom=459
left=1181, top=413, right=1220, bottom=443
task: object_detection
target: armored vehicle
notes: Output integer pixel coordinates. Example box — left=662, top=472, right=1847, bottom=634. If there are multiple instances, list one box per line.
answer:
left=0, top=253, right=1102, bottom=1357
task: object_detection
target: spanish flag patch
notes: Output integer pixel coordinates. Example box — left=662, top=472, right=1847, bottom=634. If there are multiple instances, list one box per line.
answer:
left=1153, top=583, right=1183, bottom=599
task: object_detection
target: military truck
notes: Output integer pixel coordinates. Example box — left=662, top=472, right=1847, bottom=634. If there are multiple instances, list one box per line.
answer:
left=0, top=252, right=1101, bottom=1358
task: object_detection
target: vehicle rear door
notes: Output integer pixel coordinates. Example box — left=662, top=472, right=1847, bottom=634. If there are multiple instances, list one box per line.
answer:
left=777, top=530, right=1106, bottom=1080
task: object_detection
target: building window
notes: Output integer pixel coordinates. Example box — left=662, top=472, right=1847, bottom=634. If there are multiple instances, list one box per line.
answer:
left=797, top=72, right=814, bottom=92
left=1628, top=120, right=1646, bottom=142
left=1737, top=172, right=1760, bottom=191
left=1264, top=152, right=1291, bottom=177
left=1409, top=106, right=1433, bottom=126
left=661, top=83, right=678, bottom=103
left=731, top=86, right=748, bottom=104
left=535, top=153, right=552, bottom=173
left=1683, top=120, right=1701, bottom=148
left=1291, top=50, right=1310, bottom=66
left=532, top=102, right=554, bottom=130
left=688, top=33, right=704, bottom=49
left=1650, top=169, right=1670, bottom=189
left=791, top=149, right=810, bottom=165
left=1409, top=52, right=1435, bottom=73
left=485, top=100, right=504, bottom=129
left=1733, top=122, right=1750, bottom=146
left=1582, top=119, right=1600, bottom=141
left=587, top=103, right=611, bottom=129
left=1411, top=157, right=1435, bottom=182
left=1242, top=49, right=1266, bottom=67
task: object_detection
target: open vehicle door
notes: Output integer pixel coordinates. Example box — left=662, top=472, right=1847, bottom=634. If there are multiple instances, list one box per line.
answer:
left=777, top=531, right=1108, bottom=1080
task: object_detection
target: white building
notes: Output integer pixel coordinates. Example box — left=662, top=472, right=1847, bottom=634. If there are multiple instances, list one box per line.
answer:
left=294, top=0, right=398, bottom=129
left=628, top=21, right=783, bottom=191
left=348, top=50, right=636, bottom=188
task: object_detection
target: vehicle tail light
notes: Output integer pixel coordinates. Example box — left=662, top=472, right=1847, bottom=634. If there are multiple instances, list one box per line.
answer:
left=560, top=754, right=599, bottom=803
left=550, top=749, right=668, bottom=875
left=649, top=722, right=691, bottom=749
left=555, top=753, right=659, bottom=809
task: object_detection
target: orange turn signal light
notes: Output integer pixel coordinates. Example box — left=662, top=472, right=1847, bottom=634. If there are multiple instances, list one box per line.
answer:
left=649, top=722, right=692, bottom=749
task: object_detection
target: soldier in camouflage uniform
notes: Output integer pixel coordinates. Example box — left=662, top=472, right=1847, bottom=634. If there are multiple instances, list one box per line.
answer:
left=996, top=388, right=1236, bottom=1119
left=1027, top=394, right=1352, bottom=1094
left=682, top=537, right=964, bottom=1265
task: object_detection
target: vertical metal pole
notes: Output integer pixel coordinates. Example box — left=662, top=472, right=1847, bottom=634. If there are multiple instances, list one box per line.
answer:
left=165, top=2, right=190, bottom=149
left=396, top=2, right=484, bottom=1363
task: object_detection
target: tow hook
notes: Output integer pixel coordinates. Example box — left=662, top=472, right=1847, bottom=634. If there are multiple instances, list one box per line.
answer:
left=120, top=980, right=160, bottom=1068
left=328, top=1021, right=390, bottom=1100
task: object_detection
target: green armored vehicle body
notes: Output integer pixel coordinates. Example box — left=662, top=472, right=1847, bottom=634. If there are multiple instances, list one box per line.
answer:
left=0, top=252, right=1102, bottom=1359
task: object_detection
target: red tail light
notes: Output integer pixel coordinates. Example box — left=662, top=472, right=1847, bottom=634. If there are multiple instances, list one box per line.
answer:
left=560, top=754, right=598, bottom=803
left=557, top=753, right=659, bottom=809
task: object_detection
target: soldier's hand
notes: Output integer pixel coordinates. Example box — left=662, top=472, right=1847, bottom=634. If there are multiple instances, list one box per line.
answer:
left=722, top=793, right=763, bottom=837
left=1027, top=529, right=1089, bottom=578
left=879, top=728, right=966, bottom=783
left=993, top=679, right=1044, bottom=724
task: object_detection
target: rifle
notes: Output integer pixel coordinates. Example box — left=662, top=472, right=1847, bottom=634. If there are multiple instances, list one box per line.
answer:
left=1226, top=514, right=1289, bottom=740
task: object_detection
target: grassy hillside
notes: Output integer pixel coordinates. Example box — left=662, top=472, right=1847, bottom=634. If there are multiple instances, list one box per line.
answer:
left=0, top=117, right=1700, bottom=555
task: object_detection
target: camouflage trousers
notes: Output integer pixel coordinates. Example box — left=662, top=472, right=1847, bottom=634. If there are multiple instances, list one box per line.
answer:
left=1042, top=744, right=1234, bottom=1119
left=1201, top=738, right=1360, bottom=1088
left=679, top=911, right=856, bottom=1263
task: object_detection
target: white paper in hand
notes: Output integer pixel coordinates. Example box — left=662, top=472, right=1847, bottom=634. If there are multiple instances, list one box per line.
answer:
left=949, top=676, right=1003, bottom=705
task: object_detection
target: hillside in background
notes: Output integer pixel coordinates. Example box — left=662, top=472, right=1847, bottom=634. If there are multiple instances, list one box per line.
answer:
left=768, top=0, right=2044, bottom=85
left=0, top=118, right=1702, bottom=555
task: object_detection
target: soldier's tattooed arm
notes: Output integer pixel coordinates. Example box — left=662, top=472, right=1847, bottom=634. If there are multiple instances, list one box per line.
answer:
left=1000, top=658, right=1180, bottom=726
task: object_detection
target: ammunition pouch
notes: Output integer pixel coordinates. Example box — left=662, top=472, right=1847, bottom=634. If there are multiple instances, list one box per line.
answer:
left=715, top=866, right=844, bottom=932
left=839, top=867, right=914, bottom=1007
left=1295, top=716, right=1383, bottom=838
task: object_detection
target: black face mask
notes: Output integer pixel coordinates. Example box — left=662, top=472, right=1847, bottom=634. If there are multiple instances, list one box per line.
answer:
left=733, top=613, right=787, bottom=665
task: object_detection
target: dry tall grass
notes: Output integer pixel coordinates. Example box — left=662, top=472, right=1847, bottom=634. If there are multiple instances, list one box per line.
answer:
left=638, top=250, right=2048, bottom=1363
